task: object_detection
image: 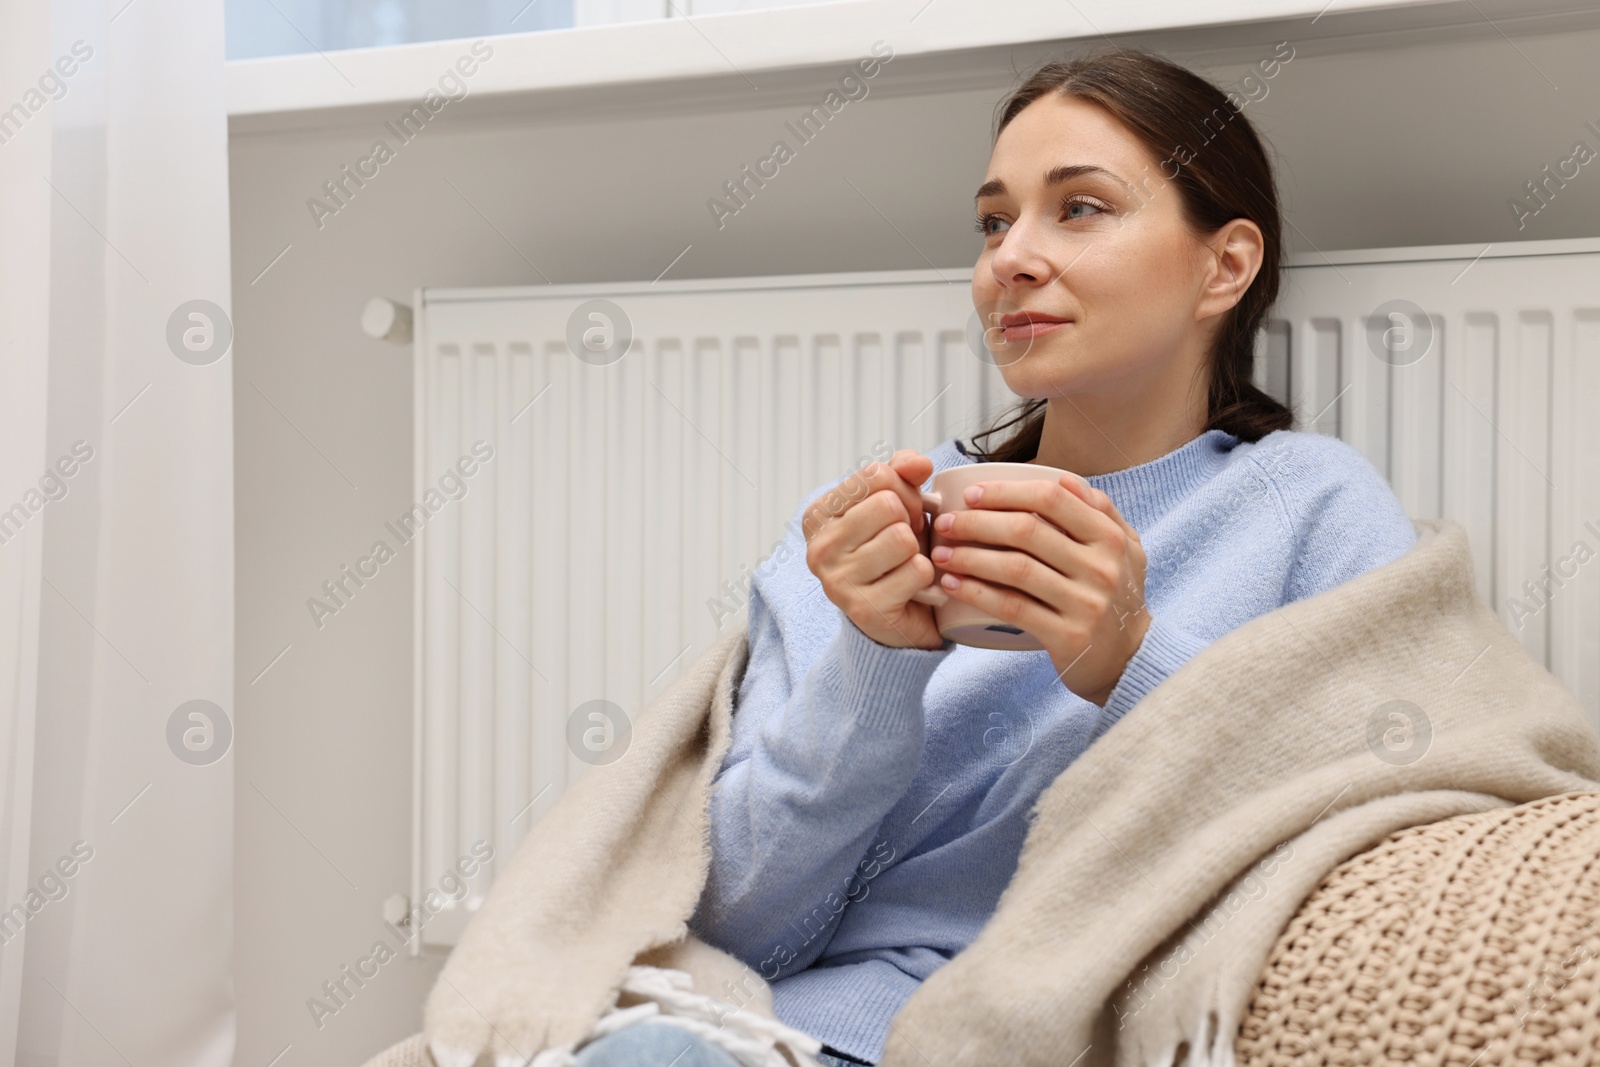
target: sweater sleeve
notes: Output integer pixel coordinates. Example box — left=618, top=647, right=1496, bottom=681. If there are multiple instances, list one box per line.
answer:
left=1281, top=444, right=1419, bottom=607
left=1090, top=614, right=1212, bottom=740
left=1092, top=439, right=1417, bottom=738
left=688, top=578, right=953, bottom=981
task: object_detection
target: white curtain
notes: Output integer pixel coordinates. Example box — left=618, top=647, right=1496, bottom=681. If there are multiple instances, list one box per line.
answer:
left=0, top=1, right=235, bottom=1064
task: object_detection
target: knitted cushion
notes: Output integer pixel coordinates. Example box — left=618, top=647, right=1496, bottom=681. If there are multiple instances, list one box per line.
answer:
left=1236, top=790, right=1600, bottom=1066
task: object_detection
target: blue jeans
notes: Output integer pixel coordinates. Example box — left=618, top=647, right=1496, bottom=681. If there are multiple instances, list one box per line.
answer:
left=573, top=1020, right=872, bottom=1067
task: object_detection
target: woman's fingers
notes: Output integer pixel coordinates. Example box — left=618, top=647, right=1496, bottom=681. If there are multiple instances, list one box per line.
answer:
left=803, top=453, right=932, bottom=551
left=850, top=517, right=927, bottom=586
left=932, top=540, right=1104, bottom=622
left=933, top=477, right=1127, bottom=585
left=957, top=475, right=1122, bottom=546
left=930, top=559, right=1061, bottom=644
left=804, top=466, right=902, bottom=541
left=854, top=531, right=938, bottom=602
left=800, top=450, right=946, bottom=651
left=803, top=457, right=897, bottom=535
left=937, top=502, right=1099, bottom=589
left=818, top=488, right=917, bottom=563
left=803, top=453, right=941, bottom=602
left=886, top=450, right=934, bottom=534
left=1060, top=475, right=1143, bottom=550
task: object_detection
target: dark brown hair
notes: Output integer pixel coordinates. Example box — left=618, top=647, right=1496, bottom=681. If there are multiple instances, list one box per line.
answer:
left=967, top=49, right=1294, bottom=464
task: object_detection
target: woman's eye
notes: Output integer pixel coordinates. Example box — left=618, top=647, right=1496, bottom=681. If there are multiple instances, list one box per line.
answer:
left=975, top=199, right=1105, bottom=236
left=973, top=213, right=1010, bottom=237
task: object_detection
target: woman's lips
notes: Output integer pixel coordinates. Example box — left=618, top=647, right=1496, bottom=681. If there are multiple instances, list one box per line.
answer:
left=1002, top=320, right=1071, bottom=344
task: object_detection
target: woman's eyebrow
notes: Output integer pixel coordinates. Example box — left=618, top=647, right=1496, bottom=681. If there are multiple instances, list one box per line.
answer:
left=975, top=164, right=1134, bottom=203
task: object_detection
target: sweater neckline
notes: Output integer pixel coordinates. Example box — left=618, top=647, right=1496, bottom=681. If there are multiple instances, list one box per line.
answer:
left=951, top=428, right=1240, bottom=531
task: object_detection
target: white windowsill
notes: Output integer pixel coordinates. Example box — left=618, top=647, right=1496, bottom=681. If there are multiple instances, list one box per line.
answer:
left=227, top=0, right=1530, bottom=124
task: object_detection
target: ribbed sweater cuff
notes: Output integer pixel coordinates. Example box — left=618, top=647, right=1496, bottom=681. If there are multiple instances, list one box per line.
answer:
left=813, top=610, right=953, bottom=732
left=1093, top=615, right=1210, bottom=739
left=770, top=960, right=923, bottom=1063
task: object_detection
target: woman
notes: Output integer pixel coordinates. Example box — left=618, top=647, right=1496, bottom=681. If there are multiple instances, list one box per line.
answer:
left=576, top=48, right=1416, bottom=1067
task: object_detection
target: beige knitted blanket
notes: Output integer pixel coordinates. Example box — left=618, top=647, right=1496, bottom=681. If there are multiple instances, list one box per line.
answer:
left=391, top=517, right=1600, bottom=1067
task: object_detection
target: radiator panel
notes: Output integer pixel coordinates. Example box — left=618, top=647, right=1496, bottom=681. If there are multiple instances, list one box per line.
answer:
left=411, top=252, right=1600, bottom=946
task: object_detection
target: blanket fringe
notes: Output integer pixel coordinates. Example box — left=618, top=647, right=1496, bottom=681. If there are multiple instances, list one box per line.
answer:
left=503, top=966, right=824, bottom=1067
left=1140, top=1004, right=1238, bottom=1067
left=1197, top=1004, right=1237, bottom=1067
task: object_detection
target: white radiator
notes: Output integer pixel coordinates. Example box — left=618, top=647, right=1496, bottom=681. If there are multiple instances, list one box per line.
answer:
left=410, top=240, right=1600, bottom=947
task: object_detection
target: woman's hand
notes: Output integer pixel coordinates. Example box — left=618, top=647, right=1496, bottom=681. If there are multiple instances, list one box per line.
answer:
left=928, top=474, right=1151, bottom=704
left=803, top=450, right=947, bottom=651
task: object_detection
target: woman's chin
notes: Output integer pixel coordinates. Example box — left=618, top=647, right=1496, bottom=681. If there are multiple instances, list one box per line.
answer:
left=994, top=348, right=1089, bottom=394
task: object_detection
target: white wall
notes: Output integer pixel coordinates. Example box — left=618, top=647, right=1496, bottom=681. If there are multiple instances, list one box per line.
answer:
left=229, top=12, right=1600, bottom=1066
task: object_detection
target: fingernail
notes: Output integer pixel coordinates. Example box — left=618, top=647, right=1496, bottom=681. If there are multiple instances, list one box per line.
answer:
left=931, top=545, right=951, bottom=562
left=935, top=513, right=954, bottom=532
left=941, top=573, right=961, bottom=589
left=964, top=485, right=983, bottom=504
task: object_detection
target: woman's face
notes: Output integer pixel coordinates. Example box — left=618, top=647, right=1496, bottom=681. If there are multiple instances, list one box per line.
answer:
left=971, top=93, right=1246, bottom=410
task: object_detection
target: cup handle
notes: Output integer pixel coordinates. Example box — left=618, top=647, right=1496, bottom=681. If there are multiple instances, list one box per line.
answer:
left=910, top=488, right=948, bottom=606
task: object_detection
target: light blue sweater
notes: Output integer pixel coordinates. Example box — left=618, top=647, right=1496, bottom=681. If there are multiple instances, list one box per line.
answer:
left=687, top=428, right=1418, bottom=1064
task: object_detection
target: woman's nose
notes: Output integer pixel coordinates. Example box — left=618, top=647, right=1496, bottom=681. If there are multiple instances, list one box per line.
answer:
left=988, top=218, right=1056, bottom=287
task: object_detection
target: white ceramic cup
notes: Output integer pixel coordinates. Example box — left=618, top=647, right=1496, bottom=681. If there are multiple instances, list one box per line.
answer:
left=909, top=461, right=1077, bottom=650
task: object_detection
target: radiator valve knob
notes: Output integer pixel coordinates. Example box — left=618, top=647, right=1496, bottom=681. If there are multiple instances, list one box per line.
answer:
left=382, top=892, right=411, bottom=926
left=362, top=297, right=413, bottom=344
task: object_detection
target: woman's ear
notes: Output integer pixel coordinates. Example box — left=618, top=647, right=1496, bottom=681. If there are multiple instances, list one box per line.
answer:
left=1196, top=218, right=1264, bottom=321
